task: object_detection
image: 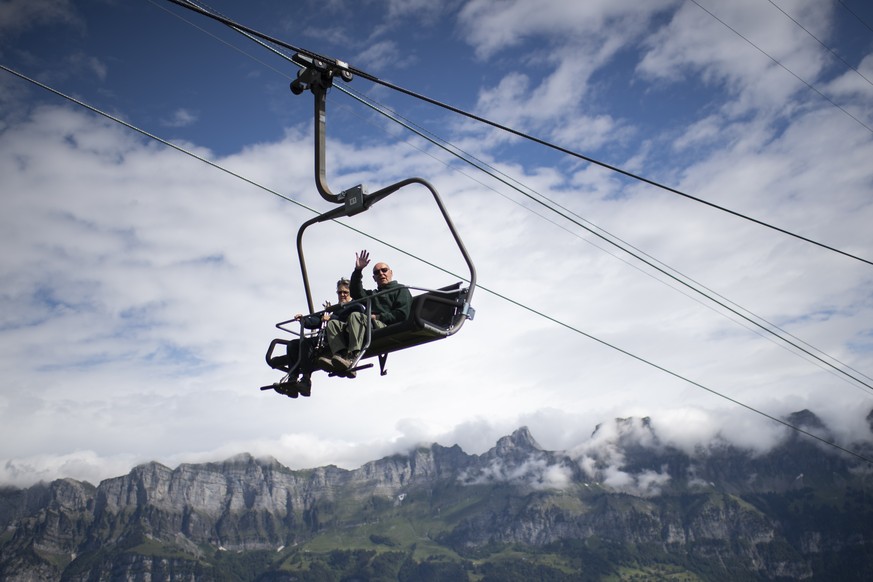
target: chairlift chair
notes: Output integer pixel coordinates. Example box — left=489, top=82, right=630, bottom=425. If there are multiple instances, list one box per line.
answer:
left=262, top=54, right=476, bottom=398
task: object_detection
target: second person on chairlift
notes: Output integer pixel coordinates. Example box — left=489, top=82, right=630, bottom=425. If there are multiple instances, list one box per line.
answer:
left=322, top=249, right=413, bottom=372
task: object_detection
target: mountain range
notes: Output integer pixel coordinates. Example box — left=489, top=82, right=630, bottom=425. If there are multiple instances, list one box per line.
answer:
left=2, top=409, right=872, bottom=581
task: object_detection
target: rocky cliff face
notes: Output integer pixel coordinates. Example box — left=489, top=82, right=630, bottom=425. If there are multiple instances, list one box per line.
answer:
left=1, top=410, right=872, bottom=581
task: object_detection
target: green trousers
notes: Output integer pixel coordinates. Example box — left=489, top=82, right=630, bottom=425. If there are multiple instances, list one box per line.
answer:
left=326, top=311, right=386, bottom=355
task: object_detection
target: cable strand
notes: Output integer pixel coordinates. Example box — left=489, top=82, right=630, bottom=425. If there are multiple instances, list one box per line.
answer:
left=4, top=61, right=871, bottom=465
left=160, top=0, right=873, bottom=267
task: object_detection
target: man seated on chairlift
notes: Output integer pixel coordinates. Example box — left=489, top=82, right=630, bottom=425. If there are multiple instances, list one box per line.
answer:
left=321, top=249, right=412, bottom=372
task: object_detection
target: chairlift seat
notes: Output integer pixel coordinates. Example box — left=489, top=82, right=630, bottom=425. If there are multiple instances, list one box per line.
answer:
left=265, top=284, right=466, bottom=374
left=363, top=283, right=467, bottom=357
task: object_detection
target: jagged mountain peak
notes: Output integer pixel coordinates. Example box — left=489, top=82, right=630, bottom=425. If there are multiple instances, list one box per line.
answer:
left=494, top=426, right=542, bottom=455
left=786, top=409, right=825, bottom=430
left=458, top=427, right=573, bottom=491
left=218, top=452, right=282, bottom=468
left=4, top=413, right=873, bottom=581
left=126, top=460, right=173, bottom=481
left=588, top=415, right=659, bottom=450
left=782, top=409, right=838, bottom=445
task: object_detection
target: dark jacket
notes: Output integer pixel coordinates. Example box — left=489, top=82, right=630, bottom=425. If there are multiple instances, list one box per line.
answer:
left=350, top=270, right=413, bottom=326
left=300, top=302, right=364, bottom=329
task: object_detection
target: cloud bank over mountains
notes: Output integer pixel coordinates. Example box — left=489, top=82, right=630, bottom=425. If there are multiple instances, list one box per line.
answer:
left=1, top=0, right=872, bottom=488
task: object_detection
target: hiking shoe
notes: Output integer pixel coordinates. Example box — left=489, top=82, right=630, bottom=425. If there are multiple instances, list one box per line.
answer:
left=317, top=356, right=335, bottom=371
left=297, top=377, right=312, bottom=397
left=274, top=382, right=298, bottom=398
left=331, top=353, right=353, bottom=371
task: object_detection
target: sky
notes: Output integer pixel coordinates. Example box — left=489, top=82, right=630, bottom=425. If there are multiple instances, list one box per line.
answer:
left=1, top=0, right=873, bottom=489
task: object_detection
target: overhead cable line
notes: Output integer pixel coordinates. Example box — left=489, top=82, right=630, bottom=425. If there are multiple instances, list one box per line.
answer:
left=483, top=284, right=873, bottom=466
left=767, top=0, right=873, bottom=88
left=162, top=0, right=873, bottom=268
left=837, top=0, right=873, bottom=35
left=688, top=0, right=873, bottom=136
left=167, top=0, right=873, bottom=393
left=342, top=87, right=873, bottom=394
left=5, top=61, right=871, bottom=466
left=162, top=0, right=873, bottom=394
left=0, top=64, right=310, bottom=213
left=146, top=0, right=291, bottom=80
left=195, top=9, right=873, bottom=394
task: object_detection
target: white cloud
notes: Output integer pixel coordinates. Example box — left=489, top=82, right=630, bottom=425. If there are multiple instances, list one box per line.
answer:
left=0, top=450, right=138, bottom=489
left=453, top=0, right=678, bottom=144
left=1, top=0, right=872, bottom=490
left=457, top=0, right=677, bottom=61
left=459, top=455, right=575, bottom=490
left=161, top=108, right=198, bottom=128
left=569, top=417, right=672, bottom=496
left=0, top=0, right=80, bottom=38
left=636, top=0, right=834, bottom=117
left=825, top=52, right=873, bottom=114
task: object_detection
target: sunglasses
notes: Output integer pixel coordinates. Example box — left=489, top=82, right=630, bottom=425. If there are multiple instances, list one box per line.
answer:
left=373, top=267, right=390, bottom=274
